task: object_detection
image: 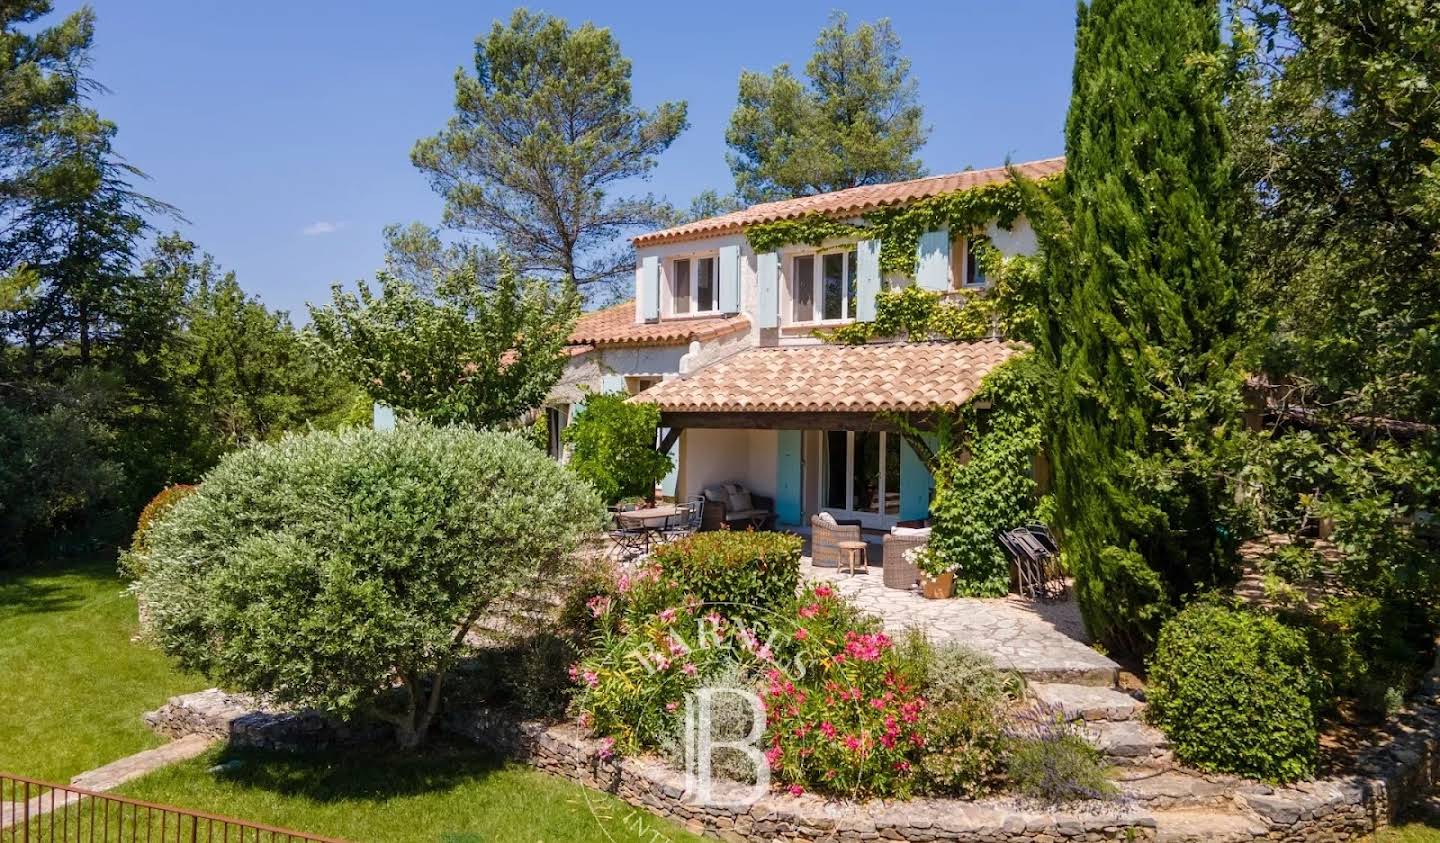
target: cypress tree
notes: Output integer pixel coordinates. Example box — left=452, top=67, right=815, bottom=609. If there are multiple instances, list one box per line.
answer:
left=1036, top=0, right=1242, bottom=653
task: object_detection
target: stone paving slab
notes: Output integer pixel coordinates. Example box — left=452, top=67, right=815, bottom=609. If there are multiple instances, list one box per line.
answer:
left=802, top=560, right=1119, bottom=685
left=69, top=734, right=215, bottom=792
left=0, top=790, right=82, bottom=830
left=1032, top=682, right=1142, bottom=721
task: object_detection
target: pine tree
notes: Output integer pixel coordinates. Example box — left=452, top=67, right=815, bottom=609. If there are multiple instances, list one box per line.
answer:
left=1036, top=0, right=1242, bottom=653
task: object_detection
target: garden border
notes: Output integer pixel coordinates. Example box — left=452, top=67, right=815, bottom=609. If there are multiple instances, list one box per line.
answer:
left=444, top=659, right=1440, bottom=843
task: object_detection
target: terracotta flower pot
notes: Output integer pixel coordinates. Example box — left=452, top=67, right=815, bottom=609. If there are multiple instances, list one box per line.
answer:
left=920, top=571, right=955, bottom=599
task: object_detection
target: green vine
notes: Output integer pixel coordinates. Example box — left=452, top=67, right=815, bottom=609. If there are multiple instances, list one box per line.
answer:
left=911, top=354, right=1053, bottom=597
left=822, top=243, right=1044, bottom=346
left=743, top=176, right=1056, bottom=277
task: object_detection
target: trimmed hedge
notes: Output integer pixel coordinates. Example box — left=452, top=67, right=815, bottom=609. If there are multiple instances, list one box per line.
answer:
left=650, top=530, right=801, bottom=624
left=1146, top=602, right=1319, bottom=783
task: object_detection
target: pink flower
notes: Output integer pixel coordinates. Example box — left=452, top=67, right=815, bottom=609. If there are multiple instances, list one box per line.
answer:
left=658, top=608, right=678, bottom=624
left=577, top=712, right=592, bottom=729
left=616, top=573, right=632, bottom=594
left=586, top=595, right=612, bottom=618
left=582, top=670, right=600, bottom=688
left=788, top=784, right=804, bottom=797
left=682, top=662, right=698, bottom=677
left=666, top=701, right=680, bottom=713
left=597, top=737, right=615, bottom=761
left=813, top=585, right=834, bottom=598
left=764, top=745, right=783, bottom=766
left=843, top=735, right=863, bottom=752
left=792, top=628, right=809, bottom=641
left=797, top=603, right=820, bottom=619
left=567, top=663, right=580, bottom=682
left=819, top=721, right=837, bottom=739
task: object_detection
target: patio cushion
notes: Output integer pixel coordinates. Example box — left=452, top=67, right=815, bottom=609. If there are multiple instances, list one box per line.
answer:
left=725, top=508, right=769, bottom=521
left=727, top=489, right=754, bottom=512
left=891, top=526, right=931, bottom=538
left=815, top=511, right=838, bottom=526
left=702, top=486, right=727, bottom=503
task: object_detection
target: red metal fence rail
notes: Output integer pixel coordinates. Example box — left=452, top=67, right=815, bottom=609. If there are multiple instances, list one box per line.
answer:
left=0, top=772, right=348, bottom=843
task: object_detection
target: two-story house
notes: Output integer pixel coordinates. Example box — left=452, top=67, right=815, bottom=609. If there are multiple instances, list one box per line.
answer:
left=549, top=156, right=1063, bottom=528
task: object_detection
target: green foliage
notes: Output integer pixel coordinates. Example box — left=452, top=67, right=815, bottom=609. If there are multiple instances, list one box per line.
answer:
left=1147, top=602, right=1318, bottom=782
left=763, top=585, right=926, bottom=799
left=910, top=638, right=1018, bottom=798
left=412, top=9, right=688, bottom=289
left=1005, top=707, right=1116, bottom=804
left=915, top=355, right=1051, bottom=597
left=126, top=483, right=197, bottom=558
left=1031, top=0, right=1243, bottom=653
left=0, top=372, right=124, bottom=562
left=561, top=391, right=672, bottom=503
left=1300, top=594, right=1431, bottom=718
left=649, top=531, right=802, bottom=625
left=725, top=12, right=926, bottom=205
left=309, top=263, right=579, bottom=430
left=134, top=425, right=605, bottom=748
left=1231, top=1, right=1440, bottom=426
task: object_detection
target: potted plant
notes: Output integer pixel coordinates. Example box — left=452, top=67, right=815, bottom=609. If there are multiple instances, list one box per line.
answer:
left=906, top=544, right=955, bottom=599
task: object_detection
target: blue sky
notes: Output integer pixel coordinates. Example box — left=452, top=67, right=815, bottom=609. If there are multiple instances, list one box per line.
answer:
left=51, top=2, right=1077, bottom=319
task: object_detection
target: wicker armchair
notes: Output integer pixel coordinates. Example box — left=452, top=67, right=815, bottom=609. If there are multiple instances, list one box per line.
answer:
left=810, top=515, right=863, bottom=567
left=882, top=531, right=929, bottom=590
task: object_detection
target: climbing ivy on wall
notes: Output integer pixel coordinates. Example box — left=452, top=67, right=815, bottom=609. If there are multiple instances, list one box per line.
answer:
left=743, top=176, right=1055, bottom=277
left=898, top=354, right=1053, bottom=597
left=823, top=243, right=1045, bottom=346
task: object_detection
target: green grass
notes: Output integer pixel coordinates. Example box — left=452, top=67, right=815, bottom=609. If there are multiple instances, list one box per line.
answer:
left=1378, top=821, right=1440, bottom=842
left=0, top=557, right=204, bottom=782
left=116, top=745, right=702, bottom=843
left=2, top=558, right=703, bottom=842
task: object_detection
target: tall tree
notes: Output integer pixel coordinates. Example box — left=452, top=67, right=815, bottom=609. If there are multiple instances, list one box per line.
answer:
left=309, top=260, right=580, bottom=429
left=412, top=9, right=687, bottom=290
left=1033, top=0, right=1241, bottom=653
left=1231, top=1, right=1440, bottom=426
left=726, top=12, right=927, bottom=204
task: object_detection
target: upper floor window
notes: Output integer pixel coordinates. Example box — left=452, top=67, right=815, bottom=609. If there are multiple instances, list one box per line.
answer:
left=670, top=255, right=717, bottom=315
left=791, top=248, right=858, bottom=322
left=952, top=237, right=990, bottom=289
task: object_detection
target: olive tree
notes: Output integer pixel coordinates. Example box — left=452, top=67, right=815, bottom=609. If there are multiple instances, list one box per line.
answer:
left=134, top=425, right=605, bottom=748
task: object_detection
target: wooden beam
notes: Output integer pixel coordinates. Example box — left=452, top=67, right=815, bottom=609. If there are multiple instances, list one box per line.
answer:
left=657, top=426, right=682, bottom=454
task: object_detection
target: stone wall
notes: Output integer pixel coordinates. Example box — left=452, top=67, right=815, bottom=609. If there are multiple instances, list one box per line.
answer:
left=445, top=664, right=1440, bottom=843
left=145, top=689, right=390, bottom=753
left=444, top=709, right=1158, bottom=842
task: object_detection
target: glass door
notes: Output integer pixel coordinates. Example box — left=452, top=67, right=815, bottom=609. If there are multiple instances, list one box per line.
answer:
left=821, top=430, right=902, bottom=529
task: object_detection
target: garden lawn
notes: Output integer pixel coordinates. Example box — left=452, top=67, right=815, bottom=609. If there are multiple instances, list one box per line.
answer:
left=1380, top=821, right=1440, bottom=842
left=118, top=745, right=704, bottom=843
left=0, top=557, right=203, bottom=782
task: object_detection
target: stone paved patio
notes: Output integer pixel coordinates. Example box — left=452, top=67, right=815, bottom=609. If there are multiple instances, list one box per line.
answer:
left=801, top=560, right=1118, bottom=685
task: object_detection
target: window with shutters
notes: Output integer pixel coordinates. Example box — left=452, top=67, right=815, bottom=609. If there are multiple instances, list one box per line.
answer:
left=950, top=236, right=991, bottom=290
left=789, top=248, right=858, bottom=323
left=668, top=254, right=719, bottom=316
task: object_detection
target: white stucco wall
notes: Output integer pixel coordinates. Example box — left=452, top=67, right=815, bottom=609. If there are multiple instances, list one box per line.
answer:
left=679, top=428, right=753, bottom=498
left=987, top=215, right=1038, bottom=257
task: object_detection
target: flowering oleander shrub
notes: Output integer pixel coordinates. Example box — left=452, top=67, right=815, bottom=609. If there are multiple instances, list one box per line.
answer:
left=761, top=584, right=928, bottom=798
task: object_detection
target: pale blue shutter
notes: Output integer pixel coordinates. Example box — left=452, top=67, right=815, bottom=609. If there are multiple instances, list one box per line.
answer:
left=718, top=244, right=740, bottom=314
left=776, top=430, right=803, bottom=526
left=756, top=251, right=779, bottom=328
left=916, top=229, right=950, bottom=291
left=642, top=255, right=660, bottom=320
left=855, top=238, right=881, bottom=321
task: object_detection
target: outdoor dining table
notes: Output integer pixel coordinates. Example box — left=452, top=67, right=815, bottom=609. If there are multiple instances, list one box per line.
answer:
left=615, top=504, right=685, bottom=555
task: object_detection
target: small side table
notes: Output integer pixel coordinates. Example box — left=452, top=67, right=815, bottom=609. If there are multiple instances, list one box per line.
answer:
left=837, top=540, right=868, bottom=576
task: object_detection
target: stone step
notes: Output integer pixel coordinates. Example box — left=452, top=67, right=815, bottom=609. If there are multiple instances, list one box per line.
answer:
left=1084, top=719, right=1173, bottom=768
left=1153, top=807, right=1269, bottom=842
left=1115, top=770, right=1242, bottom=808
left=70, top=734, right=215, bottom=792
left=1031, top=682, right=1143, bottom=722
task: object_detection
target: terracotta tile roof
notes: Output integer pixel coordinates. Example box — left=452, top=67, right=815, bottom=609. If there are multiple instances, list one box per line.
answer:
left=631, top=340, right=1022, bottom=414
left=634, top=157, right=1065, bottom=247
left=568, top=301, right=750, bottom=349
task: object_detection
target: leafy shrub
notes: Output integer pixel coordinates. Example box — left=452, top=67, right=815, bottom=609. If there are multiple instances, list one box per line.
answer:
left=0, top=375, right=125, bottom=562
left=1300, top=594, right=1432, bottom=717
left=903, top=637, right=1017, bottom=797
left=1005, top=703, right=1116, bottom=803
left=569, top=565, right=771, bottom=754
left=650, top=531, right=802, bottom=625
left=1147, top=602, right=1319, bottom=782
left=134, top=425, right=605, bottom=747
left=562, top=392, right=672, bottom=503
left=660, top=661, right=767, bottom=784
left=120, top=485, right=199, bottom=578
left=762, top=584, right=926, bottom=798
